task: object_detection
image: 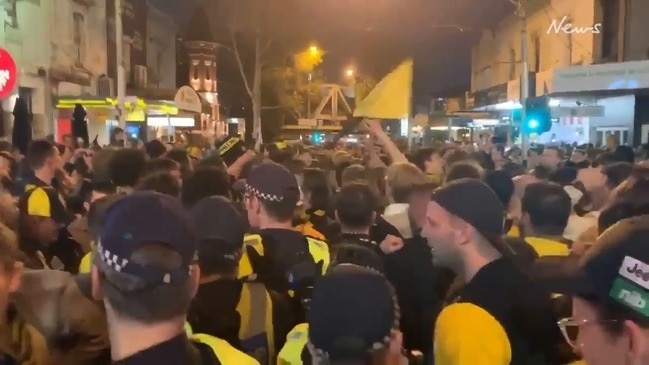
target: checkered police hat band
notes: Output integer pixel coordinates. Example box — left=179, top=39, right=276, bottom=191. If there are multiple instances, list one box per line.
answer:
left=97, top=240, right=192, bottom=284
left=98, top=241, right=129, bottom=272
left=245, top=183, right=283, bottom=202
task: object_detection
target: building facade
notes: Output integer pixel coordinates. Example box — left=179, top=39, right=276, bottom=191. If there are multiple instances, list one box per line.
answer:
left=470, top=0, right=649, bottom=146
left=102, top=0, right=181, bottom=144
left=2, top=0, right=107, bottom=137
left=147, top=4, right=176, bottom=90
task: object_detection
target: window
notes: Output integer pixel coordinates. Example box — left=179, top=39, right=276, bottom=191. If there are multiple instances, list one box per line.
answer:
left=156, top=51, right=163, bottom=84
left=509, top=49, right=516, bottom=80
left=192, top=60, right=199, bottom=80
left=205, top=61, right=211, bottom=81
left=5, top=0, right=18, bottom=28
left=601, top=0, right=621, bottom=61
left=123, top=41, right=131, bottom=81
left=533, top=37, right=541, bottom=72
left=72, top=12, right=86, bottom=66
left=567, top=32, right=573, bottom=64
left=596, top=127, right=629, bottom=146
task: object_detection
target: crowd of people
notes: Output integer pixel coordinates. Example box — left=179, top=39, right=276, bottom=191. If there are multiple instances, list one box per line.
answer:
left=1, top=119, right=649, bottom=365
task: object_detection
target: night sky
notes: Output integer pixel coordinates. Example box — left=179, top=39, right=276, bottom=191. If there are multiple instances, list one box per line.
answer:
left=151, top=0, right=513, bottom=106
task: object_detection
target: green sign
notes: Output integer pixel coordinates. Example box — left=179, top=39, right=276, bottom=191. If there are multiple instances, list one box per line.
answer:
left=610, top=278, right=649, bottom=317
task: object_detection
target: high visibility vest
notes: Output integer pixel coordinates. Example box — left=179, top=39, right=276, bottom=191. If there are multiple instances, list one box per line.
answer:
left=192, top=333, right=260, bottom=365
left=277, top=323, right=309, bottom=365
left=236, top=281, right=275, bottom=364
left=79, top=252, right=92, bottom=274
left=304, top=236, right=329, bottom=275
left=237, top=234, right=329, bottom=279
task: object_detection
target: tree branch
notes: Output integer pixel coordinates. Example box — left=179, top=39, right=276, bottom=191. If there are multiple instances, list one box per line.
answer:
left=219, top=44, right=235, bottom=55
left=230, top=31, right=254, bottom=98
left=260, top=39, right=273, bottom=56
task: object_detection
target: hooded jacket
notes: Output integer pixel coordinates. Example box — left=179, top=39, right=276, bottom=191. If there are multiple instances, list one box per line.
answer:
left=10, top=270, right=110, bottom=365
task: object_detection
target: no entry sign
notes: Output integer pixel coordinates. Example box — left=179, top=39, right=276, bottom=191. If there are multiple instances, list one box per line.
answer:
left=0, top=48, right=17, bottom=99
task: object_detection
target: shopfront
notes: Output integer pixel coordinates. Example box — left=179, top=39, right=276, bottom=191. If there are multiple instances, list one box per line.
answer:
left=55, top=97, right=116, bottom=145
left=55, top=97, right=179, bottom=145
left=550, top=60, right=649, bottom=146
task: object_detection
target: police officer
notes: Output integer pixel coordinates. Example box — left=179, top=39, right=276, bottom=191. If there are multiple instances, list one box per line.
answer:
left=278, top=244, right=387, bottom=364
left=236, top=163, right=329, bottom=296
left=279, top=262, right=404, bottom=365
left=90, top=192, right=257, bottom=364
left=188, top=196, right=293, bottom=364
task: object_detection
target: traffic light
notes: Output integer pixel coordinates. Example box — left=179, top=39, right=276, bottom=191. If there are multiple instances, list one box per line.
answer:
left=524, top=96, right=552, bottom=134
left=311, top=133, right=323, bottom=143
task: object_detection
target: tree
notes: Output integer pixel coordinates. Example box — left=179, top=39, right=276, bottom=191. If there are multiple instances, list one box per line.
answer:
left=264, top=64, right=325, bottom=124
left=208, top=0, right=310, bottom=146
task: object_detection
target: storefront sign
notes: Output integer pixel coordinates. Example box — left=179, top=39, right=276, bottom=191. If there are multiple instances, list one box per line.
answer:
left=148, top=116, right=195, bottom=127
left=0, top=48, right=18, bottom=99
left=506, top=72, right=536, bottom=100
left=553, top=60, right=649, bottom=93
left=174, top=86, right=202, bottom=113
left=472, top=83, right=508, bottom=108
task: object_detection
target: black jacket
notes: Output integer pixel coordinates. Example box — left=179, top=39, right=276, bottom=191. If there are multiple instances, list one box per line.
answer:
left=384, top=234, right=439, bottom=356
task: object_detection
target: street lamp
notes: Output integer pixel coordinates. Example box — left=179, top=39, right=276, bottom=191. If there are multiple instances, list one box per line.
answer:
left=309, top=45, right=319, bottom=55
left=346, top=68, right=354, bottom=77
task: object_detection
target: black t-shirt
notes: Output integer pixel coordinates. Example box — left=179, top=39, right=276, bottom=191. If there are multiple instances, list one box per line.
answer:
left=370, top=215, right=403, bottom=243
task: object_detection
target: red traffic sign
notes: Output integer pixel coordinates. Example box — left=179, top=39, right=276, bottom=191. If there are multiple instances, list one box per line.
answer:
left=0, top=48, right=17, bottom=99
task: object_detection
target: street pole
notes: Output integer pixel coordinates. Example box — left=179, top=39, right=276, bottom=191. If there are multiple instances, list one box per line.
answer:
left=115, top=0, right=126, bottom=129
left=515, top=0, right=530, bottom=156
left=307, top=72, right=312, bottom=118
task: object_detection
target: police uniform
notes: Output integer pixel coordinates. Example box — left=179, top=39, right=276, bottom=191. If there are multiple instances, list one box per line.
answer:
left=233, top=163, right=330, bottom=361
left=95, top=193, right=259, bottom=365
left=279, top=265, right=399, bottom=364
left=183, top=323, right=260, bottom=365
left=189, top=196, right=281, bottom=365
left=235, top=163, right=330, bottom=286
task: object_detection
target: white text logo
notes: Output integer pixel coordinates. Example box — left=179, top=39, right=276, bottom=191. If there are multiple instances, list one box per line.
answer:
left=620, top=256, right=649, bottom=290
left=618, top=289, right=646, bottom=309
left=0, top=70, right=9, bottom=91
left=547, top=16, right=601, bottom=34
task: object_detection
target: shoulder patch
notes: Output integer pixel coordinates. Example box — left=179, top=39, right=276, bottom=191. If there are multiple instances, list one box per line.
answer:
left=305, top=236, right=327, bottom=247
left=244, top=234, right=262, bottom=246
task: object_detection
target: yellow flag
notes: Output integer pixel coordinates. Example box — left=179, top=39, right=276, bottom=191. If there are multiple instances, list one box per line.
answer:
left=353, top=59, right=412, bottom=119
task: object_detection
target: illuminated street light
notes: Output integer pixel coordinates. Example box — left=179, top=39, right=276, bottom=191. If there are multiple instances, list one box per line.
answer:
left=346, top=69, right=354, bottom=77
left=309, top=45, right=319, bottom=55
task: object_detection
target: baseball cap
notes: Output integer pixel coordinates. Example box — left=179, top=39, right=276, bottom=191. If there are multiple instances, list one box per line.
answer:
left=191, top=196, right=246, bottom=259
left=431, top=178, right=514, bottom=255
left=215, top=136, right=249, bottom=166
left=308, top=265, right=399, bottom=361
left=233, top=162, right=300, bottom=206
left=541, top=215, right=649, bottom=323
left=98, top=191, right=197, bottom=285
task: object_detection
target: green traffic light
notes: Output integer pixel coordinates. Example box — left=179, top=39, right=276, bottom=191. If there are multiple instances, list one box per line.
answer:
left=528, top=119, right=539, bottom=129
